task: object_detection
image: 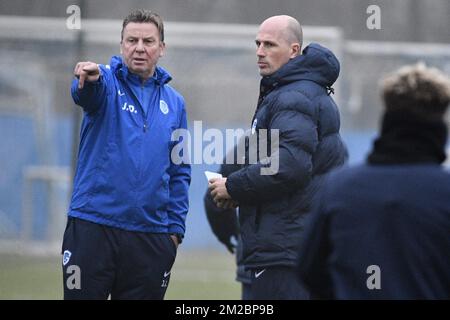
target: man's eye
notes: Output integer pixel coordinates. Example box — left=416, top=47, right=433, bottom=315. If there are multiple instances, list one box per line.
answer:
left=128, top=39, right=135, bottom=43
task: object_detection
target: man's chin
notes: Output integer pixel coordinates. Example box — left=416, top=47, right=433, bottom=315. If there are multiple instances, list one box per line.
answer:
left=259, top=69, right=273, bottom=77
left=130, top=64, right=146, bottom=71
left=129, top=65, right=149, bottom=75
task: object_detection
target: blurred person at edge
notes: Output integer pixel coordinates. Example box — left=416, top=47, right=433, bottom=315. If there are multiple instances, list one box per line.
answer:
left=297, top=63, right=450, bottom=299
left=209, top=15, right=347, bottom=300
left=204, top=136, right=252, bottom=299
left=62, top=9, right=190, bottom=299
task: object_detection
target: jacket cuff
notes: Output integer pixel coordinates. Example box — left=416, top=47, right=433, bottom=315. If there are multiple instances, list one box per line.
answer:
left=168, top=225, right=185, bottom=237
left=83, top=74, right=103, bottom=87
left=226, top=172, right=246, bottom=202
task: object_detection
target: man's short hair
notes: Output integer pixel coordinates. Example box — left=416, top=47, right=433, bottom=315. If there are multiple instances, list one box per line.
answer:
left=121, top=9, right=164, bottom=42
left=381, top=62, right=450, bottom=117
left=285, top=18, right=303, bottom=48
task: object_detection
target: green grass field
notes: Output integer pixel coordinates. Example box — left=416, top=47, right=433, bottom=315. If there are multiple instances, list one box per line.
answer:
left=0, top=249, right=240, bottom=300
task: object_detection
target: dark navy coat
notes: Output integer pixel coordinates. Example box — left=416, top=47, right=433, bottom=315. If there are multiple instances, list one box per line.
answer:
left=226, top=43, right=347, bottom=269
left=298, top=164, right=450, bottom=299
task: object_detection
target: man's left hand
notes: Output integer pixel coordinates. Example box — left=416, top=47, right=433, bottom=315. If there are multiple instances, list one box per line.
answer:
left=208, top=177, right=232, bottom=204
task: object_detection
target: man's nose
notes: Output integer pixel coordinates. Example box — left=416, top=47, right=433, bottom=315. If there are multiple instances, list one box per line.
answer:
left=256, top=44, right=265, bottom=57
left=136, top=39, right=145, bottom=52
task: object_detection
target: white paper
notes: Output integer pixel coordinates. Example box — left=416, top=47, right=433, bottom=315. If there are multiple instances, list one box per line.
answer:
left=204, top=171, right=223, bottom=181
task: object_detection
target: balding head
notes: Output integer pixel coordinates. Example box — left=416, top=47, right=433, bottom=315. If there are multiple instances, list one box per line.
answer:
left=256, top=15, right=303, bottom=76
left=260, top=15, right=303, bottom=48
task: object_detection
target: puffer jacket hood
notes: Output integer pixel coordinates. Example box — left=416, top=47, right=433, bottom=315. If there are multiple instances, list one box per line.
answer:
left=262, top=43, right=340, bottom=89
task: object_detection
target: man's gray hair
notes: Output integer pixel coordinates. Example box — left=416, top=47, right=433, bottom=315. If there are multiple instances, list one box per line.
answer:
left=381, top=62, right=450, bottom=116
left=285, top=17, right=303, bottom=48
left=288, top=19, right=303, bottom=47
left=121, top=9, right=164, bottom=42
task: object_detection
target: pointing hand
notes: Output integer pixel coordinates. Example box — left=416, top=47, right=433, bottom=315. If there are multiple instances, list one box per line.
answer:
left=74, top=61, right=100, bottom=89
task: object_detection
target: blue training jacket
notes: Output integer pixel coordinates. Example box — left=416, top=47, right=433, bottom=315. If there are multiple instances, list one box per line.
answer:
left=69, top=56, right=191, bottom=236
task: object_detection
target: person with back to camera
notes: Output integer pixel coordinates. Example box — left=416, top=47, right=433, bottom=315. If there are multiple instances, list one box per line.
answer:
left=297, top=62, right=450, bottom=299
left=204, top=136, right=252, bottom=299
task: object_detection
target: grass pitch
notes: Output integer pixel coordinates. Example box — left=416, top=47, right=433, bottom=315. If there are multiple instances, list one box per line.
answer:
left=0, top=249, right=240, bottom=300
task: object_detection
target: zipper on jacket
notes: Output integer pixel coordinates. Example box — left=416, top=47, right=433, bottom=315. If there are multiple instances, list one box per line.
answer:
left=141, top=84, right=147, bottom=133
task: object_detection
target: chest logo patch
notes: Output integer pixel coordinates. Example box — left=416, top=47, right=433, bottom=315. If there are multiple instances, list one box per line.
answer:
left=251, top=118, right=258, bottom=134
left=160, top=100, right=169, bottom=115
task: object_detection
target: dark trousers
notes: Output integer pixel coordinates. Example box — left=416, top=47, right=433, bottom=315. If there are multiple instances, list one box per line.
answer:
left=248, top=266, right=310, bottom=300
left=61, top=217, right=177, bottom=300
left=242, top=282, right=252, bottom=300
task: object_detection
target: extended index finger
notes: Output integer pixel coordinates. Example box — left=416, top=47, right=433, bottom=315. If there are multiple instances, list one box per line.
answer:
left=82, top=63, right=99, bottom=75
left=73, top=62, right=81, bottom=76
left=78, top=69, right=86, bottom=89
left=74, top=62, right=84, bottom=88
left=74, top=62, right=86, bottom=77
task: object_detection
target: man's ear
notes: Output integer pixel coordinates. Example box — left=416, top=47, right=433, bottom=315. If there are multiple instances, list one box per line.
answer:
left=159, top=41, right=166, bottom=58
left=120, top=41, right=123, bottom=55
left=290, top=43, right=301, bottom=58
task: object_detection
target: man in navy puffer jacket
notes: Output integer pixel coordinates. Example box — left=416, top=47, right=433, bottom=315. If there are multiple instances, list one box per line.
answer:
left=209, top=15, right=347, bottom=299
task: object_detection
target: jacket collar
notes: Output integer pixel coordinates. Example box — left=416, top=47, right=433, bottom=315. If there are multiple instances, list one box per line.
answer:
left=110, top=55, right=172, bottom=85
left=261, top=43, right=340, bottom=92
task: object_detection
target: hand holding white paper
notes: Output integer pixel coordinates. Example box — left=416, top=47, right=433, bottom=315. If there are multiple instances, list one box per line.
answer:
left=204, top=171, right=223, bottom=182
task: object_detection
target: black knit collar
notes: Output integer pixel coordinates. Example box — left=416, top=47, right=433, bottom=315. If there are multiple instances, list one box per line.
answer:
left=367, top=111, right=447, bottom=165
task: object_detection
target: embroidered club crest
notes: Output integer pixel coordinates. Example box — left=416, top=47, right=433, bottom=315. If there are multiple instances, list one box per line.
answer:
left=63, top=250, right=72, bottom=266
left=160, top=100, right=169, bottom=115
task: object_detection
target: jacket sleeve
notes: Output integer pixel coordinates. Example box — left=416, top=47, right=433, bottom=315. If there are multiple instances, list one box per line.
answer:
left=167, top=102, right=191, bottom=236
left=70, top=65, right=109, bottom=114
left=203, top=141, right=245, bottom=251
left=226, top=91, right=318, bottom=204
left=204, top=189, right=239, bottom=251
